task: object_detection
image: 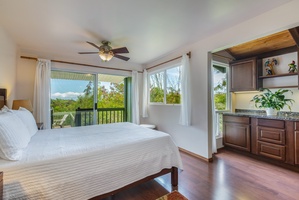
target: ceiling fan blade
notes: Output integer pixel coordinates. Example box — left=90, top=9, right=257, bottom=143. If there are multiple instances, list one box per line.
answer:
left=111, top=47, right=129, bottom=54
left=86, top=41, right=101, bottom=50
left=114, top=54, right=130, bottom=61
left=78, top=52, right=99, bottom=54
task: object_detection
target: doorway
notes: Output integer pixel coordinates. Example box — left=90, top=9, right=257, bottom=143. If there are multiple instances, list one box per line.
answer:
left=211, top=61, right=230, bottom=139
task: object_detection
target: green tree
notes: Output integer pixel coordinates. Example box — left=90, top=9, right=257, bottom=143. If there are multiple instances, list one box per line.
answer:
left=214, top=79, right=227, bottom=110
left=98, top=83, right=124, bottom=108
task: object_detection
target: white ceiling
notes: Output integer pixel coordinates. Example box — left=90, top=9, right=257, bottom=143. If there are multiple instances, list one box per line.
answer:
left=0, top=0, right=292, bottom=66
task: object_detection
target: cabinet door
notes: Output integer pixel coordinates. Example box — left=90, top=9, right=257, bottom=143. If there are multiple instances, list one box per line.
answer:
left=295, top=131, right=299, bottom=165
left=223, top=122, right=250, bottom=152
left=230, top=58, right=258, bottom=92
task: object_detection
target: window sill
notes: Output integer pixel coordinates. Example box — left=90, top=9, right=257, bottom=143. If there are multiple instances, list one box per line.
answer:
left=149, top=103, right=181, bottom=106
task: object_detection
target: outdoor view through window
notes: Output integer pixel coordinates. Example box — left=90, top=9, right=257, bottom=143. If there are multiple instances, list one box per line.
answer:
left=213, top=64, right=229, bottom=137
left=149, top=65, right=181, bottom=104
left=51, top=71, right=126, bottom=128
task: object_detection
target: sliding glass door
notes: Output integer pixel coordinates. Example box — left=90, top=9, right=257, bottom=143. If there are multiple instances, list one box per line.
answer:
left=97, top=74, right=127, bottom=124
left=51, top=71, right=96, bottom=128
left=50, top=70, right=128, bottom=128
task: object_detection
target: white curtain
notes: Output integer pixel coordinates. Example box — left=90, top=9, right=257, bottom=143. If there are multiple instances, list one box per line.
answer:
left=211, top=95, right=217, bottom=154
left=142, top=69, right=148, bottom=118
left=33, top=59, right=51, bottom=129
left=132, top=71, right=140, bottom=124
left=179, top=54, right=191, bottom=126
left=211, top=60, right=217, bottom=154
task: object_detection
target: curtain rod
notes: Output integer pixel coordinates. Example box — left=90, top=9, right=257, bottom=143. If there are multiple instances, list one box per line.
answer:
left=146, top=51, right=191, bottom=70
left=20, top=56, right=143, bottom=73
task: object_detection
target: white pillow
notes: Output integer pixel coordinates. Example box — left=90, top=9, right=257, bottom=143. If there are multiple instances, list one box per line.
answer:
left=0, top=112, right=31, bottom=160
left=13, top=107, right=38, bottom=137
left=1, top=105, right=10, bottom=112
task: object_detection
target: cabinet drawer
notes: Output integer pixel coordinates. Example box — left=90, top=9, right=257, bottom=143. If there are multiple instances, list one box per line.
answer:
left=257, top=141, right=285, bottom=161
left=258, top=119, right=284, bottom=129
left=257, top=126, right=285, bottom=145
left=295, top=122, right=299, bottom=131
left=223, top=116, right=250, bottom=124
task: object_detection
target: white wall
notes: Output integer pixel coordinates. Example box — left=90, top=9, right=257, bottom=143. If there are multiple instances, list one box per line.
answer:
left=15, top=58, right=36, bottom=102
left=142, top=0, right=299, bottom=159
left=235, top=88, right=299, bottom=112
left=0, top=26, right=17, bottom=107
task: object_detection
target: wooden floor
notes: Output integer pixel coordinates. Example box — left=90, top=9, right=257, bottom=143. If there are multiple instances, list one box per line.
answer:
left=103, top=149, right=299, bottom=200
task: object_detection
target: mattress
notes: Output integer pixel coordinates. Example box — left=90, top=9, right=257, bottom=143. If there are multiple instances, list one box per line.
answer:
left=0, top=122, right=183, bottom=200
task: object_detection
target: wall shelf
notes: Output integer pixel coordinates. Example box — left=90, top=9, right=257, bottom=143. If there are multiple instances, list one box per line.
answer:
left=264, top=85, right=298, bottom=89
left=259, top=72, right=298, bottom=79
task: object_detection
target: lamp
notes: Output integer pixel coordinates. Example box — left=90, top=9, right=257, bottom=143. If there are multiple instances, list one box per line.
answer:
left=12, top=99, right=33, bottom=112
left=98, top=41, right=114, bottom=62
left=99, top=50, right=114, bottom=61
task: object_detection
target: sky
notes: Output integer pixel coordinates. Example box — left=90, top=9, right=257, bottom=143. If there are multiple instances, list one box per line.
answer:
left=51, top=79, right=87, bottom=100
left=51, top=79, right=112, bottom=100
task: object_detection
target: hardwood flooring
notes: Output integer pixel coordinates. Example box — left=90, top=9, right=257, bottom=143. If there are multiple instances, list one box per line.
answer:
left=103, top=149, right=299, bottom=200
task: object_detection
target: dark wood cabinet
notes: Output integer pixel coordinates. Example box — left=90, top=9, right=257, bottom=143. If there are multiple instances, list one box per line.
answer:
left=295, top=122, right=299, bottom=165
left=230, top=57, right=261, bottom=92
left=224, top=115, right=296, bottom=166
left=223, top=116, right=250, bottom=152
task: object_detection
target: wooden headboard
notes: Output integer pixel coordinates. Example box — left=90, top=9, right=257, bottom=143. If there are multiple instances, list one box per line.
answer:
left=0, top=88, right=7, bottom=108
left=0, top=90, right=5, bottom=199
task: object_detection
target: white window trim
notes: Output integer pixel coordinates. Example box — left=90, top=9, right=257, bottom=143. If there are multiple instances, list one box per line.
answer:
left=212, top=61, right=231, bottom=138
left=148, top=64, right=182, bottom=105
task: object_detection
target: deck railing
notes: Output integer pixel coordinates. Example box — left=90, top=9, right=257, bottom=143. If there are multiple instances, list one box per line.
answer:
left=75, top=107, right=126, bottom=126
left=214, top=110, right=230, bottom=138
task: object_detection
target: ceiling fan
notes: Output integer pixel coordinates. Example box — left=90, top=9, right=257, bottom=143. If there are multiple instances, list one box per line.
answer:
left=78, top=41, right=130, bottom=62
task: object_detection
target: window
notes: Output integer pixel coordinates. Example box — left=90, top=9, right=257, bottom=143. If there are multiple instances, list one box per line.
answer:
left=212, top=62, right=230, bottom=138
left=149, top=65, right=181, bottom=104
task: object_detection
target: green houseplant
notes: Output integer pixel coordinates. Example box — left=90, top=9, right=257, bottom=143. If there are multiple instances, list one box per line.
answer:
left=251, top=88, right=295, bottom=115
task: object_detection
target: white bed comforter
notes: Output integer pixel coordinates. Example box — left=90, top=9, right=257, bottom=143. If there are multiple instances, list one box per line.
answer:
left=0, top=122, right=183, bottom=200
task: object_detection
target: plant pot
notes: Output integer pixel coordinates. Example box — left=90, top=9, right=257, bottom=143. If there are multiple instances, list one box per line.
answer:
left=265, top=108, right=277, bottom=116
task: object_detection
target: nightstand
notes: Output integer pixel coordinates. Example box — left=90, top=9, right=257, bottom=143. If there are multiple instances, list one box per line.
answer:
left=36, top=122, right=44, bottom=130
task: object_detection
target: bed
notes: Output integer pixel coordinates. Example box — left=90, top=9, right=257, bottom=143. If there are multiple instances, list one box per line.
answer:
left=0, top=121, right=183, bottom=200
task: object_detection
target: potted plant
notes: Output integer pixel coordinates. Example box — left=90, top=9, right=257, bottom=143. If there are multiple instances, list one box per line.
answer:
left=251, top=88, right=295, bottom=116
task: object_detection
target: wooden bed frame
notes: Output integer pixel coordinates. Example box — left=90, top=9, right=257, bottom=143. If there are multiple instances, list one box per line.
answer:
left=0, top=88, right=179, bottom=199
left=0, top=167, right=178, bottom=199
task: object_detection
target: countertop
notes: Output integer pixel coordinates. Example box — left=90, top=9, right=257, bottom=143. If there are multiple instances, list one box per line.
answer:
left=223, top=109, right=299, bottom=121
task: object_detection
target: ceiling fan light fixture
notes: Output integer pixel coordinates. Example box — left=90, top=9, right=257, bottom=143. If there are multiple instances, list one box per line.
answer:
left=79, top=41, right=129, bottom=61
left=99, top=50, right=114, bottom=62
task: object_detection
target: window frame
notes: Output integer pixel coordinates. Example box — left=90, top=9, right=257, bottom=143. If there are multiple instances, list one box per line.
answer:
left=148, top=64, right=182, bottom=105
left=211, top=61, right=231, bottom=138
